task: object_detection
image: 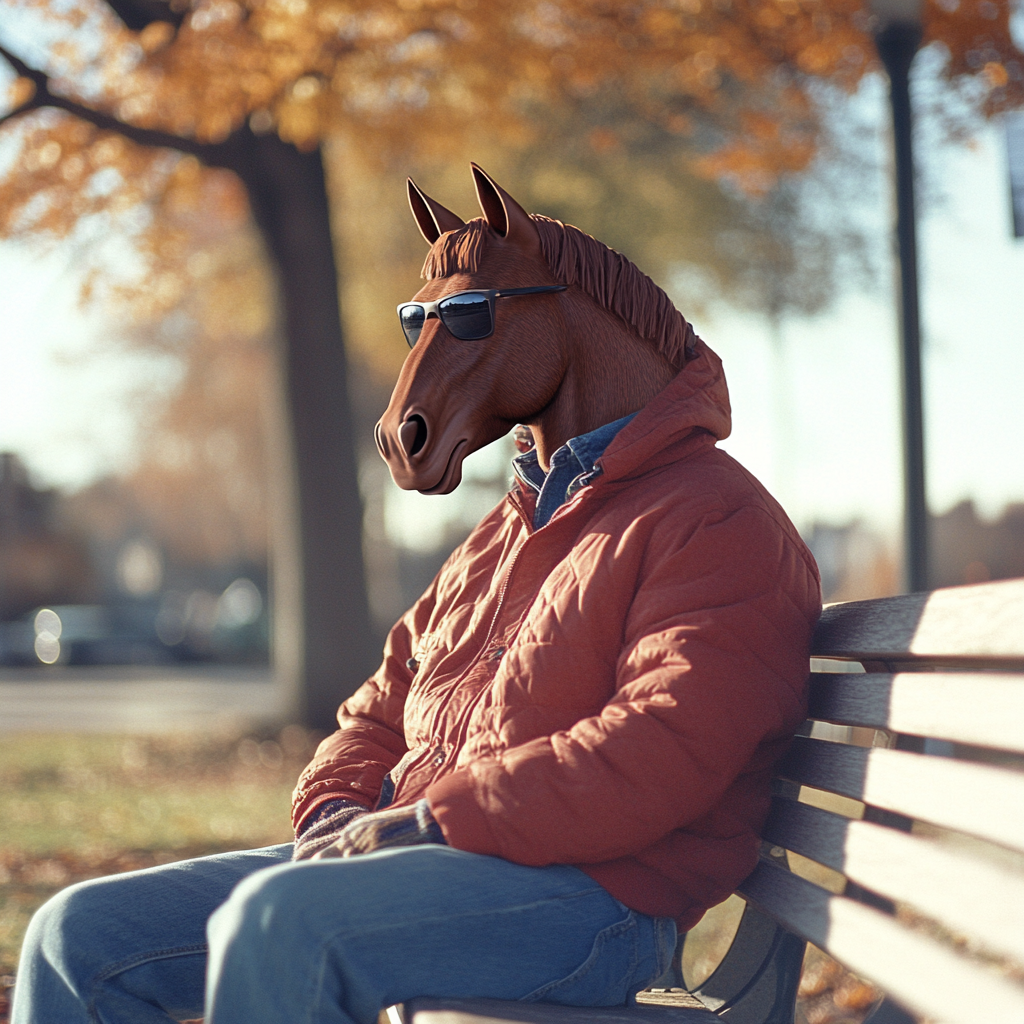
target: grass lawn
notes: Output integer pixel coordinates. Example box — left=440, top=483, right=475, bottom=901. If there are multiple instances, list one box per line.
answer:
left=0, top=728, right=318, bottom=1021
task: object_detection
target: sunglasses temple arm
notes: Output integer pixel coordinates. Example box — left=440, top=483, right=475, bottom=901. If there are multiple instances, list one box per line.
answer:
left=496, top=286, right=567, bottom=298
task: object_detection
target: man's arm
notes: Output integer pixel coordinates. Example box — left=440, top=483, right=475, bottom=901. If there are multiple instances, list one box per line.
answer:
left=291, top=574, right=441, bottom=834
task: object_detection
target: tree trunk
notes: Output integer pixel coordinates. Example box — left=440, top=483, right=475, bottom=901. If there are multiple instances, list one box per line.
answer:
left=4, top=2, right=375, bottom=730
left=227, top=130, right=376, bottom=731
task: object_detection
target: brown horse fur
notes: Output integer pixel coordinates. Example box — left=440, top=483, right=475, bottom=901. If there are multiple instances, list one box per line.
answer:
left=376, top=165, right=699, bottom=495
left=422, top=217, right=696, bottom=371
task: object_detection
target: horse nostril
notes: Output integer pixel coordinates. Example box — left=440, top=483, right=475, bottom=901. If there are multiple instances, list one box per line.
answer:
left=399, top=415, right=428, bottom=457
left=374, top=421, right=388, bottom=459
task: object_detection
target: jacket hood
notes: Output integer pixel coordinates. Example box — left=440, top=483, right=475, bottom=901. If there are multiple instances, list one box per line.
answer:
left=596, top=337, right=731, bottom=483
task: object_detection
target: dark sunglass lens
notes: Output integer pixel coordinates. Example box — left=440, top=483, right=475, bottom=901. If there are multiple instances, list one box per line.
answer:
left=399, top=304, right=425, bottom=347
left=438, top=292, right=492, bottom=340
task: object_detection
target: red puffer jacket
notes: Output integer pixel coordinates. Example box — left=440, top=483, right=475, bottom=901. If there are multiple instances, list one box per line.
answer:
left=293, top=340, right=821, bottom=930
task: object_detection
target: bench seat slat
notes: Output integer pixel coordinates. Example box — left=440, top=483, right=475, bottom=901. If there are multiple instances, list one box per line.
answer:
left=779, top=737, right=1024, bottom=853
left=738, top=860, right=1024, bottom=1024
left=763, top=798, right=1024, bottom=963
left=807, top=672, right=1024, bottom=753
left=811, top=578, right=1024, bottom=664
left=407, top=998, right=718, bottom=1024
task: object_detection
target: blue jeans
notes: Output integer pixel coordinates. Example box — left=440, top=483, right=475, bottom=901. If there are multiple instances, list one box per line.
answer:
left=13, top=843, right=676, bottom=1024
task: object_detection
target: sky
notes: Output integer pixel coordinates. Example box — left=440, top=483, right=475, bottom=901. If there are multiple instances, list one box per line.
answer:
left=1, top=72, right=1022, bottom=552
left=711, top=102, right=1024, bottom=533
left=0, top=242, right=176, bottom=489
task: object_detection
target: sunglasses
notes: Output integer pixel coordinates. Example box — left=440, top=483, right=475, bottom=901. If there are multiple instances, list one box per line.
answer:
left=397, top=286, right=566, bottom=348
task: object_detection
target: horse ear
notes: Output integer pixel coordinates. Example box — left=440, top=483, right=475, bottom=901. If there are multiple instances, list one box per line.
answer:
left=407, top=178, right=465, bottom=245
left=471, top=163, right=540, bottom=256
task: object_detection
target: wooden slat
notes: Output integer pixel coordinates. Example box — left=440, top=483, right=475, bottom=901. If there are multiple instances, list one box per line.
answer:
left=812, top=577, right=1024, bottom=664
left=763, top=798, right=1024, bottom=964
left=739, top=860, right=1024, bottom=1024
left=408, top=997, right=718, bottom=1023
left=778, top=737, right=1024, bottom=852
left=807, top=672, right=1024, bottom=753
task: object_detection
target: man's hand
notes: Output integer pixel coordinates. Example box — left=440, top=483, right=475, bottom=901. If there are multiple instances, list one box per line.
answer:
left=292, top=799, right=368, bottom=861
left=313, top=800, right=446, bottom=859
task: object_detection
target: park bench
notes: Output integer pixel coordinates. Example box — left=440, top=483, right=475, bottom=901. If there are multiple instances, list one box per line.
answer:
left=395, top=576, right=1024, bottom=1024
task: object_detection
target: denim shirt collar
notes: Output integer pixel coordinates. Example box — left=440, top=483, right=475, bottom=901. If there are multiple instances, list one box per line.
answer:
left=512, top=412, right=638, bottom=529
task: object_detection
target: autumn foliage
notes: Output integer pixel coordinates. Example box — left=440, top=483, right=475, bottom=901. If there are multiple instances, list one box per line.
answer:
left=3, top=1, right=1023, bottom=215
left=0, top=0, right=1018, bottom=331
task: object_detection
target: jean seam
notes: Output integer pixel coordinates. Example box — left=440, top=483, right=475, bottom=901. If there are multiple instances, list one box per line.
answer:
left=307, top=884, right=611, bottom=950
left=629, top=917, right=640, bottom=977
left=93, top=943, right=208, bottom=983
left=88, top=944, right=208, bottom=1024
left=520, top=912, right=638, bottom=1003
left=656, top=918, right=676, bottom=978
left=306, top=940, right=331, bottom=1024
left=303, top=890, right=608, bottom=964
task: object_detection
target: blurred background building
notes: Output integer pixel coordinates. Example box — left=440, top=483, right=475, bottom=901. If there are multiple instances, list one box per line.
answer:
left=0, top=449, right=267, bottom=667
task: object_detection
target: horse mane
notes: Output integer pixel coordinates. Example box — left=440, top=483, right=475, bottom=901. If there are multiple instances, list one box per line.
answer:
left=422, top=216, right=696, bottom=367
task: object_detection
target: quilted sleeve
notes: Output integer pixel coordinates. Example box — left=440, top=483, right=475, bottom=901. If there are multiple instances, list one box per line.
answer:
left=290, top=581, right=437, bottom=831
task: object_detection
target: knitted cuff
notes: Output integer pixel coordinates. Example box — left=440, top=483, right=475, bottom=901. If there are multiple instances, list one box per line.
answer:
left=333, top=799, right=446, bottom=856
left=369, top=799, right=446, bottom=848
left=414, top=798, right=446, bottom=845
left=292, top=799, right=367, bottom=861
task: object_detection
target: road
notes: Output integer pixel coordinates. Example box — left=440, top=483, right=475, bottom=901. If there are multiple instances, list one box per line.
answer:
left=0, top=666, right=289, bottom=733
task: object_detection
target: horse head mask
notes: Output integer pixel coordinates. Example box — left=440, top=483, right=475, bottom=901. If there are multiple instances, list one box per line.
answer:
left=375, top=164, right=697, bottom=495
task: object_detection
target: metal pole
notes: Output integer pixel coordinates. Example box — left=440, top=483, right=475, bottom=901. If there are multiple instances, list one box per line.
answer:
left=876, top=21, right=928, bottom=593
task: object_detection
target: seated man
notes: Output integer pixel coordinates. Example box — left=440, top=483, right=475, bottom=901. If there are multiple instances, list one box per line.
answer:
left=12, top=168, right=820, bottom=1024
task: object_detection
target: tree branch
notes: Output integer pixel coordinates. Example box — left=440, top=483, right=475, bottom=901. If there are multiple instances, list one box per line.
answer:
left=101, top=0, right=185, bottom=33
left=0, top=41, right=39, bottom=81
left=0, top=41, right=223, bottom=161
left=0, top=99, right=40, bottom=129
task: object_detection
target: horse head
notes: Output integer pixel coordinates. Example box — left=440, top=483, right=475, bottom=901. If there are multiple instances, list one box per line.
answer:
left=375, top=164, right=694, bottom=494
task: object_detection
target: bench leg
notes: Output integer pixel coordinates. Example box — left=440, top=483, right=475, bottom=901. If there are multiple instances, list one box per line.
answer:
left=685, top=903, right=805, bottom=1024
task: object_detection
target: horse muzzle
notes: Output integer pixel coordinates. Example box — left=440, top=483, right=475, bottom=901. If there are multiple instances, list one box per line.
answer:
left=375, top=410, right=471, bottom=495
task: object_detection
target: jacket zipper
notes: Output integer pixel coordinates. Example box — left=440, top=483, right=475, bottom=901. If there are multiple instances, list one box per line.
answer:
left=421, top=483, right=601, bottom=769
left=477, top=525, right=527, bottom=662
left=475, top=478, right=591, bottom=656
left=418, top=497, right=530, bottom=751
left=478, top=473, right=610, bottom=658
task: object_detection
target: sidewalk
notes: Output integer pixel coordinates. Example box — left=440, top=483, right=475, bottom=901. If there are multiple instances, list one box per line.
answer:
left=0, top=666, right=288, bottom=733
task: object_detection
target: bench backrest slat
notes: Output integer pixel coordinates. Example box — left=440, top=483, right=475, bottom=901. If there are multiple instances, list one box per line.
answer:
left=779, top=736, right=1024, bottom=852
left=807, top=671, right=1024, bottom=753
left=703, top=581, right=1024, bottom=1024
left=739, top=860, right=1024, bottom=1024
left=811, top=577, right=1024, bottom=665
left=762, top=797, right=1024, bottom=965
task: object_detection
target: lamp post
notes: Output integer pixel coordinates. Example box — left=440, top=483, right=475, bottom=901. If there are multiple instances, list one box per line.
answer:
left=872, top=0, right=927, bottom=592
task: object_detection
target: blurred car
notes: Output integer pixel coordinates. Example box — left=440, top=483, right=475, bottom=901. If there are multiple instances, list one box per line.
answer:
left=0, top=579, right=268, bottom=667
left=0, top=604, right=171, bottom=667
left=0, top=618, right=36, bottom=666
